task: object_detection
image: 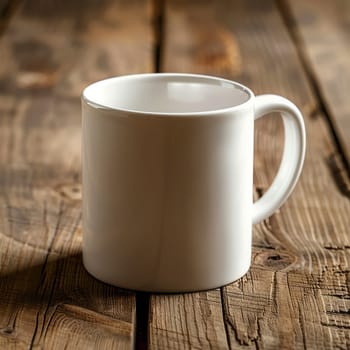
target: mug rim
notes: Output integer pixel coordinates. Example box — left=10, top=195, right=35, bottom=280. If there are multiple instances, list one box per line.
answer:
left=82, top=73, right=255, bottom=117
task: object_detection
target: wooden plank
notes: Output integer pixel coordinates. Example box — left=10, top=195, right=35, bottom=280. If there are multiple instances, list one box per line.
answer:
left=150, top=292, right=228, bottom=349
left=0, top=0, right=153, bottom=349
left=284, top=0, right=350, bottom=167
left=149, top=0, right=350, bottom=349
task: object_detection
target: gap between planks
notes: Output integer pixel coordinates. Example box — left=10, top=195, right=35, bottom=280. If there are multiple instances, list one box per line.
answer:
left=135, top=293, right=151, bottom=350
left=276, top=0, right=350, bottom=179
left=134, top=1, right=164, bottom=349
left=152, top=0, right=165, bottom=72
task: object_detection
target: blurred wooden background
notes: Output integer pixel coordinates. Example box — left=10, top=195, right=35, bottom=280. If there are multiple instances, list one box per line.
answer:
left=0, top=0, right=349, bottom=349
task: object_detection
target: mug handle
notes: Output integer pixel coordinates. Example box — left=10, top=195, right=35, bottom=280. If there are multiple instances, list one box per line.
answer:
left=252, top=94, right=306, bottom=224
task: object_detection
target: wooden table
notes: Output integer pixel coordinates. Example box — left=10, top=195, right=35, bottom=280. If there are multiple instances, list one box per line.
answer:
left=0, top=0, right=349, bottom=349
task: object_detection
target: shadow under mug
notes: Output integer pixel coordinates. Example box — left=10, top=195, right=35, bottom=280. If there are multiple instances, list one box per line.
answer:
left=81, top=73, right=306, bottom=292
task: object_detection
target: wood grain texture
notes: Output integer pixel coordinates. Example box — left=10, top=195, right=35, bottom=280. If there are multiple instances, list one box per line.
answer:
left=149, top=0, right=350, bottom=349
left=284, top=0, right=350, bottom=167
left=150, top=292, right=228, bottom=349
left=0, top=0, right=153, bottom=348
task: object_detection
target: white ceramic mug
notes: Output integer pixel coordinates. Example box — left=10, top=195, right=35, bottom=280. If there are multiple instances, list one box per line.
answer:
left=82, top=73, right=306, bottom=292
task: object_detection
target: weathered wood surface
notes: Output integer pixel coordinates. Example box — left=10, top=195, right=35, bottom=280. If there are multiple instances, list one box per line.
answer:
left=0, top=0, right=153, bottom=349
left=285, top=0, right=350, bottom=168
left=150, top=0, right=350, bottom=349
left=1, top=0, right=350, bottom=349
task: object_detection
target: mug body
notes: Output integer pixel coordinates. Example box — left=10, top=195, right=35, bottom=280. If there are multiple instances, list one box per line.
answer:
left=82, top=74, right=255, bottom=292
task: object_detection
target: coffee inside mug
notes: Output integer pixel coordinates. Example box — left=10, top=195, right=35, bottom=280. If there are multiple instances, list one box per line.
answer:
left=83, top=74, right=252, bottom=114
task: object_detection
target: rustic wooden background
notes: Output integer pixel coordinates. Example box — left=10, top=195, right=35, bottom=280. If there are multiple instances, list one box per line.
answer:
left=0, top=0, right=349, bottom=349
